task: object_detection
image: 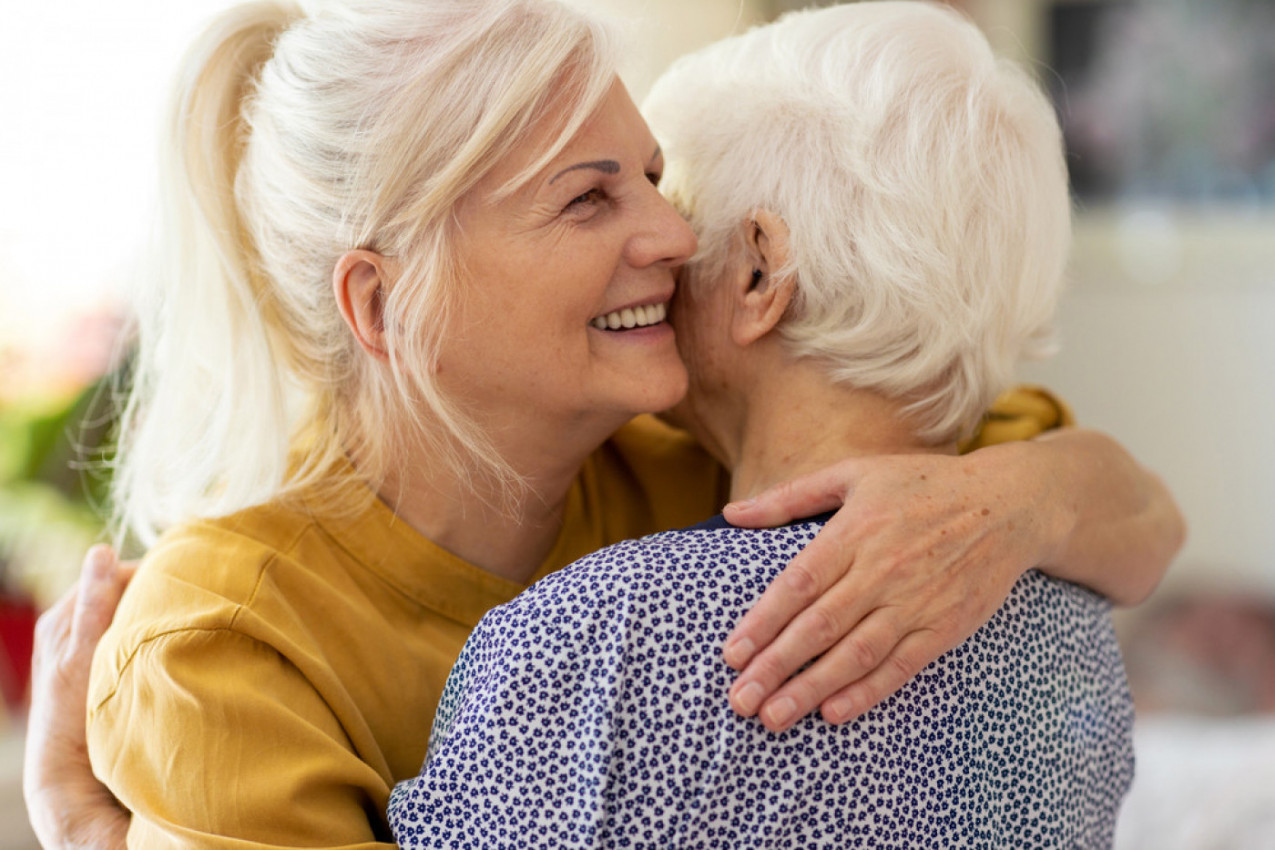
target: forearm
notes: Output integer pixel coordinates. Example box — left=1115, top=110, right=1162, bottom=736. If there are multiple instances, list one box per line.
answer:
left=982, top=428, right=1185, bottom=606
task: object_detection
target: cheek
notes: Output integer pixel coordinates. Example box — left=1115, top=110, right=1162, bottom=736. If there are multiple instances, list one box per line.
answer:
left=671, top=294, right=719, bottom=363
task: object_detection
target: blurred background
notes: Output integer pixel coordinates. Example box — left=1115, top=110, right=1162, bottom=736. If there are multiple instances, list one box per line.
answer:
left=1, top=0, right=1272, bottom=845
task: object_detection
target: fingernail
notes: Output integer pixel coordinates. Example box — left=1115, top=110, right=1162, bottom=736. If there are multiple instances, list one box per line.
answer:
left=825, top=695, right=855, bottom=723
left=732, top=681, right=765, bottom=715
left=762, top=696, right=797, bottom=729
left=723, top=637, right=754, bottom=668
left=725, top=498, right=756, bottom=512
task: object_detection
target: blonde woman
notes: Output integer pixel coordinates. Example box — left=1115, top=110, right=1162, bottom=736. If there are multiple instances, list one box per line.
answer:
left=24, top=0, right=1181, bottom=846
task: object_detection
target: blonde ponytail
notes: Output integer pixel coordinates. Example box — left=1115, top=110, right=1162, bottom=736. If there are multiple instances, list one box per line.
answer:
left=114, top=2, right=302, bottom=546
left=113, top=0, right=619, bottom=546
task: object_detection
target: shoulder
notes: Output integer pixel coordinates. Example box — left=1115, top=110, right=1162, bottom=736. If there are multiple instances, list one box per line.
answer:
left=986, top=569, right=1122, bottom=670
left=556, top=520, right=819, bottom=602
left=117, top=501, right=317, bottom=632
left=88, top=500, right=335, bottom=704
left=85, top=622, right=391, bottom=846
left=1001, top=568, right=1113, bottom=629
left=476, top=523, right=818, bottom=659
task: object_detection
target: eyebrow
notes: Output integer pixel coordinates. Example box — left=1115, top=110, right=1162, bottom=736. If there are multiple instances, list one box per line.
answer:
left=548, top=147, right=663, bottom=185
left=549, top=159, right=620, bottom=184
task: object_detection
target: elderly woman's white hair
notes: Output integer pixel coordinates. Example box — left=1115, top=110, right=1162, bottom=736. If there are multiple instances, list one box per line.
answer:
left=115, top=0, right=619, bottom=545
left=644, top=0, right=1070, bottom=443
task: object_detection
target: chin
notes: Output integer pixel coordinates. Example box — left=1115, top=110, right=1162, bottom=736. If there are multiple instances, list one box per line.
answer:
left=622, top=361, right=689, bottom=420
left=652, top=362, right=691, bottom=413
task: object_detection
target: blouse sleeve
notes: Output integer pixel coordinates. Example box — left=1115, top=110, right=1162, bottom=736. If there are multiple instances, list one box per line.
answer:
left=88, top=627, right=396, bottom=849
left=960, top=384, right=1075, bottom=452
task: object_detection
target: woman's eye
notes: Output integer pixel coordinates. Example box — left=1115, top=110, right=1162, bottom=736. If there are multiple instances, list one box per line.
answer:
left=566, top=188, right=606, bottom=209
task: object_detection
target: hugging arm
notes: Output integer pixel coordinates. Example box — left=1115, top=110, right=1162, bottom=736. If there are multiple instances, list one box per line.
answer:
left=23, top=422, right=1182, bottom=838
left=722, top=426, right=1185, bottom=732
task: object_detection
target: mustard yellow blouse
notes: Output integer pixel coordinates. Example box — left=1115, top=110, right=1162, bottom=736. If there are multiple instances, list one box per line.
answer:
left=87, top=393, right=1065, bottom=848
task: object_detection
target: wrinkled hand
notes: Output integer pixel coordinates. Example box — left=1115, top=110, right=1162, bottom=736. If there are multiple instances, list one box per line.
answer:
left=721, top=449, right=1066, bottom=732
left=24, top=545, right=134, bottom=849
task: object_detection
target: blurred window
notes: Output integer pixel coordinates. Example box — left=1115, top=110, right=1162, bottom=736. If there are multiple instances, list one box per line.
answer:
left=1048, top=0, right=1275, bottom=206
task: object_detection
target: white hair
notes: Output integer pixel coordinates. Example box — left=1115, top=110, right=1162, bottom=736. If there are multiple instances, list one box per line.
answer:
left=644, top=0, right=1071, bottom=443
left=114, top=0, right=619, bottom=546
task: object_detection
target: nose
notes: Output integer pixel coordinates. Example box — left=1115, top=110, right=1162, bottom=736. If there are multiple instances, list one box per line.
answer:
left=628, top=185, right=698, bottom=270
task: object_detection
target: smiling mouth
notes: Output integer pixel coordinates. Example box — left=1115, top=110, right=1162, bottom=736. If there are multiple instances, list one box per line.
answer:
left=590, top=302, right=668, bottom=331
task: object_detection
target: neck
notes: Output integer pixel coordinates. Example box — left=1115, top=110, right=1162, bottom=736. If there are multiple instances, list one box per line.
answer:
left=705, top=355, right=957, bottom=503
left=352, top=409, right=626, bottom=585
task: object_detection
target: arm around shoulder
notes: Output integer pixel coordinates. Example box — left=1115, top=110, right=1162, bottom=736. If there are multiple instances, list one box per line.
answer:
left=714, top=388, right=1184, bottom=728
left=1008, top=426, right=1186, bottom=605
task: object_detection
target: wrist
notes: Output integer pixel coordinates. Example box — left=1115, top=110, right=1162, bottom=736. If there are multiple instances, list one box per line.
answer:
left=966, top=437, right=1077, bottom=570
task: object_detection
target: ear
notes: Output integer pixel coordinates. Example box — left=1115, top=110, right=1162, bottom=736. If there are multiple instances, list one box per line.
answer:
left=732, top=208, right=796, bottom=347
left=332, top=250, right=390, bottom=362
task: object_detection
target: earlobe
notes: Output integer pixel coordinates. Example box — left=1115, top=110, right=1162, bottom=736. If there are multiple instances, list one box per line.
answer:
left=333, top=250, right=391, bottom=363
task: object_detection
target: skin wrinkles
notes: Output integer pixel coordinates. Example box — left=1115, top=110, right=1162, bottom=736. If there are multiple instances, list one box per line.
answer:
left=514, top=147, right=666, bottom=236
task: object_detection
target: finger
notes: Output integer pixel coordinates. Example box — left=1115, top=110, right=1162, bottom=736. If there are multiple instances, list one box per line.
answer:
left=723, top=459, right=862, bottom=529
left=819, top=631, right=940, bottom=724
left=70, top=545, right=128, bottom=654
left=32, top=582, right=80, bottom=666
left=738, top=607, right=901, bottom=731
left=722, top=512, right=862, bottom=669
left=728, top=572, right=881, bottom=713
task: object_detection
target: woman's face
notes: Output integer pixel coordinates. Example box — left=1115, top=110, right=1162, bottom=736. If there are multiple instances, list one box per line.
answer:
left=440, top=81, right=696, bottom=444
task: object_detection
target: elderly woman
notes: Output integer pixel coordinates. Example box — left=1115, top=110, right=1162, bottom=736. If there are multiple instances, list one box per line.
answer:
left=388, top=3, right=1136, bottom=847
left=23, top=0, right=1181, bottom=847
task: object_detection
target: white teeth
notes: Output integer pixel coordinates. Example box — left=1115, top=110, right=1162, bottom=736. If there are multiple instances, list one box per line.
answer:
left=590, top=302, right=667, bottom=332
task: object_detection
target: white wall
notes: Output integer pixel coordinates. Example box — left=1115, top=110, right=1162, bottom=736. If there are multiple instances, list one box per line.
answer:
left=965, top=0, right=1275, bottom=593
left=1023, top=212, right=1275, bottom=593
left=572, top=0, right=764, bottom=102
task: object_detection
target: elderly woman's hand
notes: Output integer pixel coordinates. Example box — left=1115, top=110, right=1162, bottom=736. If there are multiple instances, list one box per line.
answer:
left=720, top=429, right=1182, bottom=732
left=24, top=545, right=133, bottom=849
